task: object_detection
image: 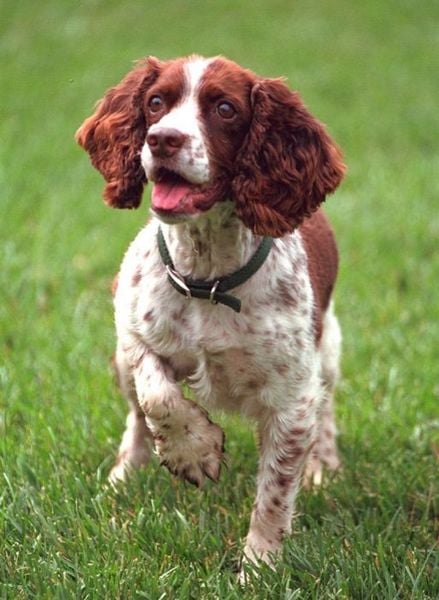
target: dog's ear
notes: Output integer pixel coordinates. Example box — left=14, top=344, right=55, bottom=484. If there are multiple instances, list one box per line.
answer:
left=232, top=78, right=346, bottom=236
left=75, top=57, right=162, bottom=209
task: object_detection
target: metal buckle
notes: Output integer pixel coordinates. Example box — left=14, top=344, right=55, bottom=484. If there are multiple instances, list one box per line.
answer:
left=166, top=265, right=192, bottom=298
left=209, top=280, right=220, bottom=304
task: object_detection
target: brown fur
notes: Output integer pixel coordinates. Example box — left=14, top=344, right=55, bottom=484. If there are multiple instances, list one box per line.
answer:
left=75, top=57, right=162, bottom=208
left=299, top=210, right=338, bottom=342
left=231, top=78, right=345, bottom=237
left=76, top=56, right=345, bottom=237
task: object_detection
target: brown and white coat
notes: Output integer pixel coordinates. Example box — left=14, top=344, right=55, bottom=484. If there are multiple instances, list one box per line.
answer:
left=76, top=55, right=345, bottom=573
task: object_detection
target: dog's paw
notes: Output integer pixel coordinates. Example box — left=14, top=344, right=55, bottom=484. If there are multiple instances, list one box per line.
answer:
left=152, top=406, right=225, bottom=487
left=238, top=538, right=279, bottom=584
left=108, top=446, right=151, bottom=485
left=303, top=452, right=341, bottom=489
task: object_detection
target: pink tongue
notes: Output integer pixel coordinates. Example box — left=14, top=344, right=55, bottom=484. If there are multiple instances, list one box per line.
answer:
left=151, top=180, right=193, bottom=212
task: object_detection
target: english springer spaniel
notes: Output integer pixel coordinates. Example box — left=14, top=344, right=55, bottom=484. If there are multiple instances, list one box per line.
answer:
left=76, top=54, right=345, bottom=573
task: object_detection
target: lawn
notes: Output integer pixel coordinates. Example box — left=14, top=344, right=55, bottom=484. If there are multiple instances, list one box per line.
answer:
left=0, top=0, right=438, bottom=597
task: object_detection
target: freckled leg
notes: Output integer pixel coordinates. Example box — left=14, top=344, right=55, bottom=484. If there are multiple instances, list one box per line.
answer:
left=125, top=339, right=224, bottom=487
left=242, top=403, right=317, bottom=571
left=109, top=348, right=153, bottom=484
left=304, top=391, right=340, bottom=487
left=304, top=306, right=341, bottom=487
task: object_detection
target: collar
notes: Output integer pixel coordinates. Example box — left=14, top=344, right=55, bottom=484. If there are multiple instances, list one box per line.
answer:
left=157, top=226, right=273, bottom=313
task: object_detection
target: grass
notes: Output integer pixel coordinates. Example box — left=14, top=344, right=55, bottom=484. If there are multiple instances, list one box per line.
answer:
left=1, top=0, right=438, bottom=597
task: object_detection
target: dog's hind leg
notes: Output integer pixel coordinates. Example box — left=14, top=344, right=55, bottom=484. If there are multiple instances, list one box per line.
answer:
left=304, top=303, right=341, bottom=487
left=109, top=346, right=153, bottom=484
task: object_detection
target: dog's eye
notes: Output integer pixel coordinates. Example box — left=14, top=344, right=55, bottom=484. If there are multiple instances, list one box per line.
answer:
left=148, top=95, right=164, bottom=113
left=216, top=101, right=236, bottom=120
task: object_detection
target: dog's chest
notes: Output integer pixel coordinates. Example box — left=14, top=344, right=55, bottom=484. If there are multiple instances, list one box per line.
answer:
left=138, top=291, right=268, bottom=362
left=116, top=222, right=316, bottom=411
left=136, top=288, right=307, bottom=410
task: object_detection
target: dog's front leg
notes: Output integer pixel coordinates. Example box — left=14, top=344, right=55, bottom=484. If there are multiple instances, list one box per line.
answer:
left=127, top=340, right=224, bottom=487
left=243, top=403, right=317, bottom=569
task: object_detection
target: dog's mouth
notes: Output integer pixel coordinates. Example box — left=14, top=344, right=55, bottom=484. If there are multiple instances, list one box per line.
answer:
left=151, top=167, right=201, bottom=215
left=150, top=167, right=224, bottom=220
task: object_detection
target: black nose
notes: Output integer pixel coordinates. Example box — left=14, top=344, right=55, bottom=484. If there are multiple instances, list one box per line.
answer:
left=146, top=128, right=187, bottom=158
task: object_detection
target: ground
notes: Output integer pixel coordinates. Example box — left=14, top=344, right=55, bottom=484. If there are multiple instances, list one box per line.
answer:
left=0, top=0, right=438, bottom=597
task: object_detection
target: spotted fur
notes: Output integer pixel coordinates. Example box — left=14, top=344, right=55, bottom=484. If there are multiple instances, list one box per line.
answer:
left=76, top=54, right=345, bottom=575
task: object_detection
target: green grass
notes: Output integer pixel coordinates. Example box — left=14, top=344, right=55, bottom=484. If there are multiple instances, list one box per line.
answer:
left=1, top=0, right=438, bottom=597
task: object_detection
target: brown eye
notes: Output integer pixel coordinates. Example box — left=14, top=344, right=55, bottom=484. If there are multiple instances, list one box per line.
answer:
left=148, top=95, right=164, bottom=113
left=217, top=101, right=236, bottom=119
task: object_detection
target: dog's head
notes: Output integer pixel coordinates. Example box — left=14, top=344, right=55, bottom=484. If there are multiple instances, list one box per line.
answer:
left=76, top=55, right=345, bottom=236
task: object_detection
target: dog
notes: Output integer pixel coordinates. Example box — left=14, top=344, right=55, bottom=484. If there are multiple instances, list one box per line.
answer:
left=76, top=54, right=345, bottom=571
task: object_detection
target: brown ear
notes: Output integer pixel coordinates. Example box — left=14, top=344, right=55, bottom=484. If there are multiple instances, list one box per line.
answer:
left=75, top=57, right=161, bottom=208
left=231, top=78, right=346, bottom=236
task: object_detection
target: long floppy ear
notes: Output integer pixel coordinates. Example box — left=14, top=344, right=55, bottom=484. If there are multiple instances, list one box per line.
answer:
left=75, top=57, right=161, bottom=208
left=231, top=78, right=346, bottom=236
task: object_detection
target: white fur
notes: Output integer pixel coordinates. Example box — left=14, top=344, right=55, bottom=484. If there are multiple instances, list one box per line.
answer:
left=140, top=57, right=212, bottom=185
left=110, top=202, right=342, bottom=573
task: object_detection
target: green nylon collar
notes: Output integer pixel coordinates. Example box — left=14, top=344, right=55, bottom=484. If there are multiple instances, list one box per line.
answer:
left=157, top=227, right=273, bottom=313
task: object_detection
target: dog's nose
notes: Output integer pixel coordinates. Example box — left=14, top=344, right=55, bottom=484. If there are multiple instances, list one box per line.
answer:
left=146, top=128, right=187, bottom=158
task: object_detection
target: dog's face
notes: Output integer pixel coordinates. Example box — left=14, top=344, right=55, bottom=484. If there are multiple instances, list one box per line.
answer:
left=139, top=57, right=256, bottom=222
left=76, top=55, right=345, bottom=236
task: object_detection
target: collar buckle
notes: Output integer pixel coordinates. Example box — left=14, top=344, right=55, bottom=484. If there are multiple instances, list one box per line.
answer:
left=165, top=265, right=192, bottom=298
left=209, top=280, right=220, bottom=305
left=158, top=226, right=273, bottom=313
